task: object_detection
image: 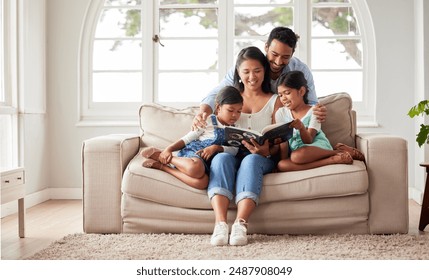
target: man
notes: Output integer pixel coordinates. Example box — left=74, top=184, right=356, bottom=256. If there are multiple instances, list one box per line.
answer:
left=194, top=26, right=327, bottom=128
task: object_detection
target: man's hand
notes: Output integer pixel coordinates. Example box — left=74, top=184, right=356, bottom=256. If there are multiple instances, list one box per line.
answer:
left=192, top=112, right=208, bottom=131
left=192, top=104, right=212, bottom=131
left=313, top=103, right=327, bottom=123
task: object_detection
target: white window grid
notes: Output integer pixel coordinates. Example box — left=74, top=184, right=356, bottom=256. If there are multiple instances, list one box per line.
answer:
left=78, top=0, right=375, bottom=126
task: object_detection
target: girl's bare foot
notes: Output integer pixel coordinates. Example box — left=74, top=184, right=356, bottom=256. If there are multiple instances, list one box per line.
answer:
left=141, top=147, right=162, bottom=161
left=334, top=143, right=365, bottom=161
left=331, top=152, right=353, bottom=164
left=142, top=158, right=163, bottom=170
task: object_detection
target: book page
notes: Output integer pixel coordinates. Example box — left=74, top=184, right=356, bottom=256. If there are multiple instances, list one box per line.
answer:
left=261, top=122, right=289, bottom=135
left=260, top=122, right=293, bottom=144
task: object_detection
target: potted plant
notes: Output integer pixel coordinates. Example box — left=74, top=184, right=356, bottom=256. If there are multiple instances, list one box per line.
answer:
left=409, top=100, right=429, bottom=231
left=408, top=100, right=429, bottom=147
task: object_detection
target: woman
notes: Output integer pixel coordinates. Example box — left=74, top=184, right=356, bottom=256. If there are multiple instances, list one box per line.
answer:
left=208, top=46, right=283, bottom=246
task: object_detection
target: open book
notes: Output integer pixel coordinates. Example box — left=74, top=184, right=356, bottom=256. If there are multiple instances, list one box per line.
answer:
left=225, top=122, right=293, bottom=148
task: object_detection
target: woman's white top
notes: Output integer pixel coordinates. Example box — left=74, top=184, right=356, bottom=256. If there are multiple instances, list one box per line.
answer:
left=235, top=94, right=278, bottom=133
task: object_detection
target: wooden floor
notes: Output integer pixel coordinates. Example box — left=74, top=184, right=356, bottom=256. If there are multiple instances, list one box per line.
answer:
left=1, top=199, right=427, bottom=260
left=1, top=200, right=83, bottom=260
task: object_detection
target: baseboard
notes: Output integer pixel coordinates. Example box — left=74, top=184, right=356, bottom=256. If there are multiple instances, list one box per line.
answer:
left=1, top=187, right=82, bottom=218
left=49, top=187, right=82, bottom=200
left=409, top=186, right=424, bottom=205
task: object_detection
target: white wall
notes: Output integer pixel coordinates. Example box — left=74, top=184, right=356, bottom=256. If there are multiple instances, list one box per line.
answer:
left=19, top=0, right=49, bottom=197
left=1, top=0, right=50, bottom=217
left=412, top=0, right=428, bottom=203
left=19, top=0, right=422, bottom=204
left=46, top=0, right=138, bottom=194
left=359, top=0, right=420, bottom=202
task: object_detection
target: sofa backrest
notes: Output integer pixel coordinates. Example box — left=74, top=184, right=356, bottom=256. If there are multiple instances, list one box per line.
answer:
left=139, top=92, right=356, bottom=149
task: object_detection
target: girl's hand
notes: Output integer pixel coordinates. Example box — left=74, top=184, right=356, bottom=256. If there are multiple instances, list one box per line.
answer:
left=197, top=145, right=220, bottom=161
left=159, top=150, right=173, bottom=164
left=242, top=139, right=271, bottom=157
left=289, top=119, right=305, bottom=131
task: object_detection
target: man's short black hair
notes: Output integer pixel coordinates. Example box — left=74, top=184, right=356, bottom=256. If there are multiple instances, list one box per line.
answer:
left=266, top=27, right=299, bottom=52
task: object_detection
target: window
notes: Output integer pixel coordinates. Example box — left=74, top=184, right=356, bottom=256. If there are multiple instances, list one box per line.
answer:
left=0, top=0, right=4, bottom=104
left=311, top=0, right=363, bottom=100
left=0, top=0, right=19, bottom=170
left=156, top=0, right=219, bottom=104
left=308, top=0, right=375, bottom=124
left=79, top=0, right=375, bottom=125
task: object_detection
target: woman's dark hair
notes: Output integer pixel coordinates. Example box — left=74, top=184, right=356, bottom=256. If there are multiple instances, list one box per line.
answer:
left=267, top=27, right=299, bottom=53
left=215, top=86, right=243, bottom=107
left=277, top=71, right=309, bottom=104
left=233, top=46, right=271, bottom=94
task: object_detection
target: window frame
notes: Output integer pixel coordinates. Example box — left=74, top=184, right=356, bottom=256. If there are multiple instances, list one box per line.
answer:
left=154, top=1, right=222, bottom=108
left=0, top=0, right=19, bottom=170
left=78, top=0, right=376, bottom=127
left=349, top=0, right=377, bottom=125
left=79, top=0, right=139, bottom=126
left=307, top=0, right=376, bottom=125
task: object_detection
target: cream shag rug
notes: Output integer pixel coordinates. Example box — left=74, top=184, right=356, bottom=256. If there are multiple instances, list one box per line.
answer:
left=27, top=233, right=429, bottom=260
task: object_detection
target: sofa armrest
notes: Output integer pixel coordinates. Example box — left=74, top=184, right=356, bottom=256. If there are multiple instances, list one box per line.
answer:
left=356, top=133, right=409, bottom=234
left=82, top=134, right=140, bottom=233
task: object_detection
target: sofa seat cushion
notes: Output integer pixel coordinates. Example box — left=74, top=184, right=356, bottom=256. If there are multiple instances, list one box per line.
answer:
left=122, top=154, right=368, bottom=210
left=259, top=161, right=368, bottom=205
left=122, top=154, right=210, bottom=209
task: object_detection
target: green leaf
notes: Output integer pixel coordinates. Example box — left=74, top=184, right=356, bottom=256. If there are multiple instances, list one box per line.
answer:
left=416, top=124, right=429, bottom=147
left=408, top=100, right=429, bottom=118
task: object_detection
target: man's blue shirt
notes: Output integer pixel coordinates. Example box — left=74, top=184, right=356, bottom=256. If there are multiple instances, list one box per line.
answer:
left=201, top=56, right=317, bottom=110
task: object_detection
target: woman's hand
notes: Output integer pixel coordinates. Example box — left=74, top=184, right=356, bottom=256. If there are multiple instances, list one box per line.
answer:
left=241, top=139, right=271, bottom=157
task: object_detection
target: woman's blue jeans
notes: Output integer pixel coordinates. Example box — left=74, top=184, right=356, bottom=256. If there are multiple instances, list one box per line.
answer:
left=207, top=152, right=276, bottom=204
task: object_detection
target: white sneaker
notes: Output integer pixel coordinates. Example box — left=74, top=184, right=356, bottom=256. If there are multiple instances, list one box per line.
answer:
left=210, top=222, right=229, bottom=246
left=229, top=218, right=248, bottom=246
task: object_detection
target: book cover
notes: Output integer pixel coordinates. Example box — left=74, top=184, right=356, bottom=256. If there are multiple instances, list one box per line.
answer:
left=225, top=122, right=293, bottom=148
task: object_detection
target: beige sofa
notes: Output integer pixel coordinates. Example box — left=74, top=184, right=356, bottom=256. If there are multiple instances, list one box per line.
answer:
left=82, top=93, right=409, bottom=235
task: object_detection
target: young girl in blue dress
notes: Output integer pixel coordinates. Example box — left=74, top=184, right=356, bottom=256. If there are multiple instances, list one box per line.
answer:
left=275, top=71, right=364, bottom=171
left=141, top=86, right=243, bottom=189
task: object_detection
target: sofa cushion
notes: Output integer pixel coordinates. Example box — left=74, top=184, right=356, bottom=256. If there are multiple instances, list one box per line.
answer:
left=260, top=160, right=367, bottom=204
left=139, top=92, right=356, bottom=150
left=139, top=104, right=198, bottom=149
left=122, top=154, right=368, bottom=210
left=318, top=92, right=355, bottom=147
left=122, top=154, right=210, bottom=209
